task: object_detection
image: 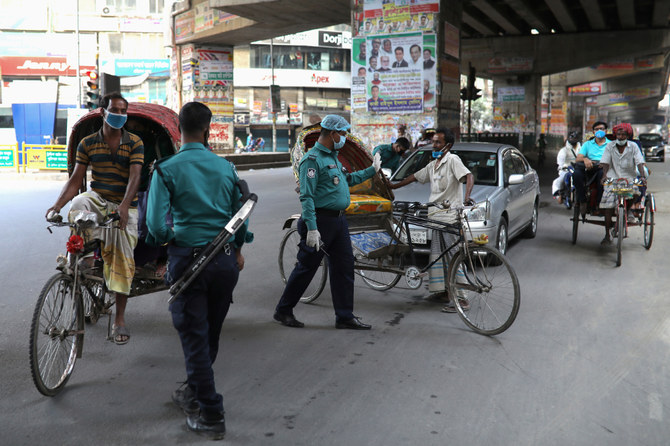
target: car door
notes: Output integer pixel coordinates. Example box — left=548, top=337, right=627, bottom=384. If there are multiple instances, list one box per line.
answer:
left=510, top=150, right=538, bottom=230
left=501, top=149, right=524, bottom=232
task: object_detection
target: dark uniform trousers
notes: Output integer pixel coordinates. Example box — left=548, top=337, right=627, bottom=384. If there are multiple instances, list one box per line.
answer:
left=573, top=163, right=604, bottom=203
left=166, top=245, right=239, bottom=418
left=276, top=214, right=355, bottom=322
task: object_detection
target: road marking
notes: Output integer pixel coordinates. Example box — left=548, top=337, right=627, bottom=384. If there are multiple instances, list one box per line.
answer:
left=649, top=393, right=663, bottom=421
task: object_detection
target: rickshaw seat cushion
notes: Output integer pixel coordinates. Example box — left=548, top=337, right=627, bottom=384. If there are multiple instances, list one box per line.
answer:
left=349, top=178, right=376, bottom=195
left=346, top=193, right=393, bottom=215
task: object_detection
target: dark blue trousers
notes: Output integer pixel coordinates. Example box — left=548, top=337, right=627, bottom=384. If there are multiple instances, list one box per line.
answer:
left=167, top=246, right=239, bottom=417
left=573, top=163, right=604, bottom=203
left=276, top=215, right=355, bottom=322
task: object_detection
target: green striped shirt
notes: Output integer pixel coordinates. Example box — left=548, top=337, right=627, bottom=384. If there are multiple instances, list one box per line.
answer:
left=76, top=129, right=144, bottom=207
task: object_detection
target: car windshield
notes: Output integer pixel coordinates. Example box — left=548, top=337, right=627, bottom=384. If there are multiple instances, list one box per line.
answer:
left=639, top=134, right=662, bottom=143
left=393, top=149, right=498, bottom=186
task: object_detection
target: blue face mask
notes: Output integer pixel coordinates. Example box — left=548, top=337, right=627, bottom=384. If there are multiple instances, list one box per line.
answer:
left=332, top=132, right=346, bottom=150
left=432, top=150, right=442, bottom=159
left=105, top=111, right=127, bottom=129
left=594, top=130, right=606, bottom=139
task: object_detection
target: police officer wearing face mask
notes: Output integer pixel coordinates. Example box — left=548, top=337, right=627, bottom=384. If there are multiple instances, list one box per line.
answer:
left=273, top=115, right=382, bottom=330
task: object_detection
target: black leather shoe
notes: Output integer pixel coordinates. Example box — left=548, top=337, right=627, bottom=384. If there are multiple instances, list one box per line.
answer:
left=273, top=312, right=305, bottom=328
left=186, top=413, right=226, bottom=440
left=172, top=382, right=199, bottom=415
left=336, top=317, right=371, bottom=330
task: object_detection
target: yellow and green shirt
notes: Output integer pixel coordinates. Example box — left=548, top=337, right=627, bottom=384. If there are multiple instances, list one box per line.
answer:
left=76, top=129, right=144, bottom=207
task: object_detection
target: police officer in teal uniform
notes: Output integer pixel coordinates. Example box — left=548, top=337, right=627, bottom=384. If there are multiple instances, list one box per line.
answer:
left=274, top=115, right=382, bottom=329
left=372, top=137, right=411, bottom=174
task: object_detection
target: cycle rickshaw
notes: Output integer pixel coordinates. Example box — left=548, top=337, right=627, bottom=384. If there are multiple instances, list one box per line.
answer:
left=278, top=124, right=520, bottom=336
left=571, top=161, right=654, bottom=267
left=29, top=103, right=181, bottom=396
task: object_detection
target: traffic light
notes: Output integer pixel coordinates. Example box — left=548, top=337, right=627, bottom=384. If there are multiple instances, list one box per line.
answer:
left=460, top=87, right=469, bottom=101
left=467, top=64, right=482, bottom=101
left=85, top=70, right=100, bottom=110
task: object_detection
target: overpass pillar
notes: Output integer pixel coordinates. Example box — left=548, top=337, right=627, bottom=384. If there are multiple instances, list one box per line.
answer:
left=350, top=0, right=463, bottom=148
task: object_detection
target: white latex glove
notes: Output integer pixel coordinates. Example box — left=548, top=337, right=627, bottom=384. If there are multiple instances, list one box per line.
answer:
left=373, top=152, right=382, bottom=172
left=306, top=229, right=321, bottom=249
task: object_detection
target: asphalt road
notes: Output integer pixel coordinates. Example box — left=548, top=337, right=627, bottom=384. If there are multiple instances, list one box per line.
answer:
left=1, top=157, right=669, bottom=446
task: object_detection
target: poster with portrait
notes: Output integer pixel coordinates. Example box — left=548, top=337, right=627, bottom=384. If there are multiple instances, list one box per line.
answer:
left=351, top=38, right=368, bottom=110
left=360, top=0, right=439, bottom=35
left=366, top=32, right=423, bottom=113
left=422, top=33, right=437, bottom=110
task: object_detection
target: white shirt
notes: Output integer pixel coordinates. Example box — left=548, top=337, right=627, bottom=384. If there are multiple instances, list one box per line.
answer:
left=556, top=141, right=580, bottom=170
left=600, top=141, right=645, bottom=181
left=414, top=152, right=471, bottom=221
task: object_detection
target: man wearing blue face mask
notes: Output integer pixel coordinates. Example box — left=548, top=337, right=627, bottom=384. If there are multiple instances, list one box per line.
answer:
left=574, top=121, right=609, bottom=217
left=46, top=93, right=144, bottom=345
left=273, top=115, right=381, bottom=330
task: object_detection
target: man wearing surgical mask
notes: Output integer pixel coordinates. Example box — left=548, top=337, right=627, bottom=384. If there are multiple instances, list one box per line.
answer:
left=46, top=93, right=144, bottom=345
left=389, top=129, right=474, bottom=313
left=574, top=121, right=609, bottom=217
left=273, top=115, right=381, bottom=330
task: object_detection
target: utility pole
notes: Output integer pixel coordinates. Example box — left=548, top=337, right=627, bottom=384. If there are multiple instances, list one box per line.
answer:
left=76, top=0, right=81, bottom=108
left=270, top=38, right=277, bottom=152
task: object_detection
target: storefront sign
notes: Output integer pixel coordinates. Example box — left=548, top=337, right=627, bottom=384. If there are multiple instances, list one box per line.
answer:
left=235, top=68, right=351, bottom=89
left=497, top=86, right=525, bottom=102
left=0, top=56, right=95, bottom=76
left=0, top=149, right=15, bottom=167
left=254, top=30, right=352, bottom=49
left=114, top=59, right=170, bottom=77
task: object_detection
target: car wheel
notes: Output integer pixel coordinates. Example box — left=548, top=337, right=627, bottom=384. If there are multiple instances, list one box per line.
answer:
left=522, top=200, right=539, bottom=238
left=496, top=218, right=508, bottom=256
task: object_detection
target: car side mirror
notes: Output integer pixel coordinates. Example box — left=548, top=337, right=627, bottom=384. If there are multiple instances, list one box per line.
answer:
left=381, top=167, right=392, bottom=178
left=507, top=174, right=524, bottom=185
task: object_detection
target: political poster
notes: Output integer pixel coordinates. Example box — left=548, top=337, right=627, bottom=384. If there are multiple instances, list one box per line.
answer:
left=366, top=32, right=423, bottom=113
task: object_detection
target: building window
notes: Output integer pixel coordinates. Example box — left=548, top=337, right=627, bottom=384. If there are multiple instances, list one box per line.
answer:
left=250, top=45, right=350, bottom=72
left=149, top=0, right=163, bottom=14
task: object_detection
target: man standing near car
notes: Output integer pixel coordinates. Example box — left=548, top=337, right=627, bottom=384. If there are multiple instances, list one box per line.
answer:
left=389, top=128, right=474, bottom=313
left=146, top=102, right=252, bottom=440
left=273, top=115, right=381, bottom=330
left=46, top=92, right=143, bottom=346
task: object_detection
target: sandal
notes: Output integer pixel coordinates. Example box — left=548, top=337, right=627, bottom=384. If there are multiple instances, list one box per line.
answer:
left=441, top=298, right=470, bottom=313
left=112, top=324, right=131, bottom=345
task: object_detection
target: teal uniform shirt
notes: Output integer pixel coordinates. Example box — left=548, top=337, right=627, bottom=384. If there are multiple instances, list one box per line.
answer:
left=299, top=141, right=376, bottom=231
left=146, top=142, right=252, bottom=248
left=372, top=144, right=401, bottom=173
left=579, top=138, right=608, bottom=162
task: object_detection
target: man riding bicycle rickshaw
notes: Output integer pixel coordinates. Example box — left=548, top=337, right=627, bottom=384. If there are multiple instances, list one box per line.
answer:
left=574, top=121, right=610, bottom=218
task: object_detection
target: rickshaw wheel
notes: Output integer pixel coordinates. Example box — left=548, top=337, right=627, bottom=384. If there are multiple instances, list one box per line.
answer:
left=278, top=228, right=328, bottom=303
left=643, top=195, right=654, bottom=250
left=616, top=205, right=624, bottom=267
left=572, top=202, right=579, bottom=244
left=29, top=273, right=83, bottom=396
left=357, top=269, right=401, bottom=291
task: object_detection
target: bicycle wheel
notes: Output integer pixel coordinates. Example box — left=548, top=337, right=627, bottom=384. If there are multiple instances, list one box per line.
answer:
left=81, top=279, right=106, bottom=324
left=357, top=269, right=402, bottom=291
left=616, top=205, right=624, bottom=267
left=278, top=228, right=328, bottom=303
left=572, top=202, right=579, bottom=244
left=29, top=273, right=83, bottom=396
left=643, top=195, right=654, bottom=250
left=448, top=245, right=520, bottom=336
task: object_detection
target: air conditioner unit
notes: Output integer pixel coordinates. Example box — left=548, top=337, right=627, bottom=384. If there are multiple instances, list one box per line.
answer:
left=100, top=6, right=116, bottom=16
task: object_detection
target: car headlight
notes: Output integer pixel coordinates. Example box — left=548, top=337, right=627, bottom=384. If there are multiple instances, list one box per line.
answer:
left=465, top=201, right=489, bottom=222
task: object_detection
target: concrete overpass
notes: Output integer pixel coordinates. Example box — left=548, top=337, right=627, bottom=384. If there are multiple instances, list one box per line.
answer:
left=172, top=0, right=670, bottom=146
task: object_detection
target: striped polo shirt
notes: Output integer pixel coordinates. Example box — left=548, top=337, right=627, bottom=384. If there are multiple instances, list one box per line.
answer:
left=76, top=129, right=144, bottom=207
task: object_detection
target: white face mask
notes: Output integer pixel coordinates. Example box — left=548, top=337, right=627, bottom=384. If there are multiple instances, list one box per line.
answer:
left=616, top=139, right=628, bottom=146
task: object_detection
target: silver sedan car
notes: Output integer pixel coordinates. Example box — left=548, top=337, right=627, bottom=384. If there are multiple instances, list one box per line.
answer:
left=387, top=142, right=540, bottom=255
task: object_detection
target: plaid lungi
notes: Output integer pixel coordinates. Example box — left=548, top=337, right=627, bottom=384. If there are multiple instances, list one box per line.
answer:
left=69, top=191, right=138, bottom=295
